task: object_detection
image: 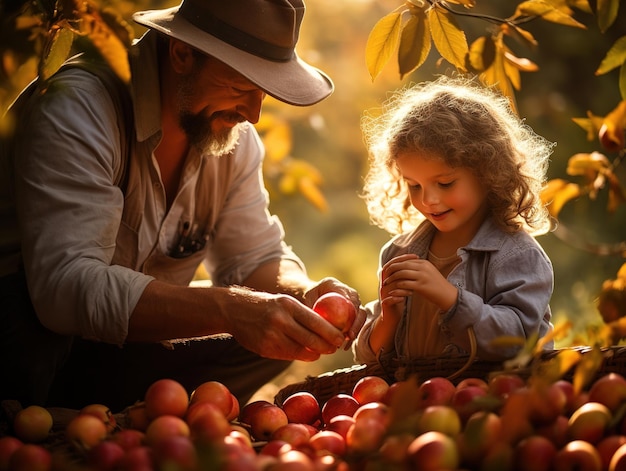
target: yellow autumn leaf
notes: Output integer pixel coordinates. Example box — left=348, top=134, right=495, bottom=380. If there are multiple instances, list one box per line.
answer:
left=298, top=176, right=328, bottom=213
left=596, top=0, right=620, bottom=33
left=40, top=26, right=74, bottom=80
left=536, top=320, right=572, bottom=351
left=262, top=122, right=293, bottom=163
left=572, top=113, right=604, bottom=141
left=279, top=174, right=297, bottom=194
left=467, top=35, right=495, bottom=73
left=398, top=11, right=431, bottom=79
left=444, top=0, right=476, bottom=7
left=540, top=178, right=581, bottom=218
left=81, top=12, right=130, bottom=83
left=566, top=152, right=610, bottom=176
left=516, top=0, right=586, bottom=29
left=532, top=348, right=581, bottom=385
left=596, top=37, right=626, bottom=75
left=572, top=346, right=604, bottom=395
left=607, top=172, right=626, bottom=213
left=365, top=11, right=403, bottom=82
left=500, top=23, right=538, bottom=49
left=428, top=7, right=468, bottom=73
left=481, top=46, right=517, bottom=111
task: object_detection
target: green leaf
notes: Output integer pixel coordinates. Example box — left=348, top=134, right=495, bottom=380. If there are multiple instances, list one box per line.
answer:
left=428, top=7, right=468, bottom=72
left=365, top=11, right=403, bottom=82
left=597, top=0, right=620, bottom=33
left=398, top=11, right=431, bottom=79
left=40, top=26, right=74, bottom=80
left=596, top=36, right=626, bottom=75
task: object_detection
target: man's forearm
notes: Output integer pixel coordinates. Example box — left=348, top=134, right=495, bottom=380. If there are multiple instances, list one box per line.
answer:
left=242, top=259, right=314, bottom=302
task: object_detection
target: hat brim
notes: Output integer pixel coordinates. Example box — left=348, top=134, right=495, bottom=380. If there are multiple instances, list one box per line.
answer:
left=133, top=7, right=334, bottom=106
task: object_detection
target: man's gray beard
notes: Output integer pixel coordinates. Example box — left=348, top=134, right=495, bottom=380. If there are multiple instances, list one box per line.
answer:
left=181, top=112, right=245, bottom=157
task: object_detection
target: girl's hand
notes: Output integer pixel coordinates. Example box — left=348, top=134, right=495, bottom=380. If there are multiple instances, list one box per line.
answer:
left=381, top=253, right=457, bottom=312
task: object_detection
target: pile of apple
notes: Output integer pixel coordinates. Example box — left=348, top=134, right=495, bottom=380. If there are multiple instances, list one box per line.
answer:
left=5, top=293, right=626, bottom=470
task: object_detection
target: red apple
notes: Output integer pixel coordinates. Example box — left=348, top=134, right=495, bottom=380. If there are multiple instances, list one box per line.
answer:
left=514, top=435, right=557, bottom=471
left=144, top=378, right=189, bottom=419
left=110, top=428, right=145, bottom=451
left=597, top=435, right=626, bottom=470
left=0, top=436, right=23, bottom=470
left=281, top=392, right=321, bottom=426
left=270, top=423, right=314, bottom=447
left=554, top=379, right=579, bottom=415
left=609, top=442, right=626, bottom=471
left=378, top=433, right=415, bottom=464
left=588, top=373, right=626, bottom=412
left=417, top=404, right=461, bottom=437
left=552, top=440, right=602, bottom=471
left=260, top=440, right=292, bottom=457
left=488, top=373, right=525, bottom=400
left=406, top=430, right=459, bottom=471
left=273, top=449, right=315, bottom=470
left=456, top=377, right=489, bottom=392
left=568, top=402, right=612, bottom=444
left=65, top=414, right=108, bottom=450
left=450, top=385, right=488, bottom=422
left=86, top=440, right=125, bottom=471
left=151, top=435, right=197, bottom=471
left=80, top=404, right=117, bottom=433
left=321, top=394, right=360, bottom=425
left=324, top=414, right=355, bottom=440
left=248, top=403, right=289, bottom=441
left=312, top=293, right=356, bottom=334
left=188, top=404, right=231, bottom=444
left=528, top=382, right=567, bottom=426
left=189, top=381, right=234, bottom=418
left=308, top=430, right=347, bottom=457
left=456, top=410, right=502, bottom=466
left=240, top=400, right=273, bottom=426
left=352, top=402, right=390, bottom=427
left=480, top=440, right=515, bottom=471
left=536, top=414, right=569, bottom=449
left=7, top=444, right=51, bottom=471
left=12, top=405, right=53, bottom=443
left=345, top=416, right=386, bottom=455
left=417, top=377, right=456, bottom=408
left=351, top=376, right=390, bottom=405
left=145, top=415, right=190, bottom=445
left=115, top=445, right=153, bottom=471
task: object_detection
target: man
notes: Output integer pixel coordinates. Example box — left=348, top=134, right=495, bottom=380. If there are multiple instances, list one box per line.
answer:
left=0, top=0, right=363, bottom=412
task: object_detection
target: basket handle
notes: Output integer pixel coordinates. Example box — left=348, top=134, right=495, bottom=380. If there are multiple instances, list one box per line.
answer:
left=446, top=326, right=477, bottom=381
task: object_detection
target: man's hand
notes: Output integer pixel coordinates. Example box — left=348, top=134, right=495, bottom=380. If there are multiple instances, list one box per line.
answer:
left=227, top=289, right=347, bottom=361
left=303, top=277, right=365, bottom=349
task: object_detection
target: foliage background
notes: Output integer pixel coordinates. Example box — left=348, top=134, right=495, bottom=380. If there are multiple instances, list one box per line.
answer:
left=2, top=0, right=626, bottom=398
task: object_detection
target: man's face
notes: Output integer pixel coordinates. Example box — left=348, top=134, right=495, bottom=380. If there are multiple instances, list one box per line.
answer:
left=176, top=54, right=266, bottom=156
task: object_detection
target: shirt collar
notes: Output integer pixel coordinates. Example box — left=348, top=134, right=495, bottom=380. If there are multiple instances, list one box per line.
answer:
left=129, top=30, right=161, bottom=143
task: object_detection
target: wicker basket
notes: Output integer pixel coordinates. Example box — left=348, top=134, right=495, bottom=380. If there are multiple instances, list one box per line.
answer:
left=274, top=346, right=626, bottom=407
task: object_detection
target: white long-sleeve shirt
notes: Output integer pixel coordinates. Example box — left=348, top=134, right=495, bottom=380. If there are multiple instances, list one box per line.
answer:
left=6, top=31, right=302, bottom=345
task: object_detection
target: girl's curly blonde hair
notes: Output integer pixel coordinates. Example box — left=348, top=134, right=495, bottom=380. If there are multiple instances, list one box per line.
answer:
left=361, top=75, right=555, bottom=236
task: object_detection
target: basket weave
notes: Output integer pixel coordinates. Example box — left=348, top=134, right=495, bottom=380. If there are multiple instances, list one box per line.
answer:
left=274, top=346, right=626, bottom=407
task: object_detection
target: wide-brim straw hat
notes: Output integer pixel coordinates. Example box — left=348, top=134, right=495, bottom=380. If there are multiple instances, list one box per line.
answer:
left=133, top=0, right=334, bottom=106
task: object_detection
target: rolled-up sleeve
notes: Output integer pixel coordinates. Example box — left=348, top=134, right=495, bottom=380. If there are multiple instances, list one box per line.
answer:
left=204, top=127, right=304, bottom=287
left=14, top=70, right=153, bottom=345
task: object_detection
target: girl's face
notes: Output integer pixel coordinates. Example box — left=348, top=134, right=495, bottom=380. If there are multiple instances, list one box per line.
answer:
left=396, top=151, right=489, bottom=241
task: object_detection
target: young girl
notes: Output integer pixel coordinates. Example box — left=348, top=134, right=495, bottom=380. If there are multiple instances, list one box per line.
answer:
left=353, top=75, right=555, bottom=365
